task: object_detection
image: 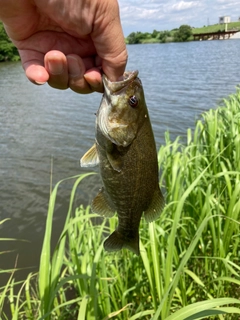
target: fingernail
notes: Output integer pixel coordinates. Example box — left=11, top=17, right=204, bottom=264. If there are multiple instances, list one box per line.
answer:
left=68, top=56, right=81, bottom=77
left=48, top=61, right=64, bottom=75
left=35, top=80, right=46, bottom=85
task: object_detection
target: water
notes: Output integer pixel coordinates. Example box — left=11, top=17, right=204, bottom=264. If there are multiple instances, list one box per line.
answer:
left=0, top=40, right=240, bottom=282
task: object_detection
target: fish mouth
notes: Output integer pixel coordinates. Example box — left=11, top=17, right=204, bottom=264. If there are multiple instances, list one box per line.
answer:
left=103, top=70, right=139, bottom=94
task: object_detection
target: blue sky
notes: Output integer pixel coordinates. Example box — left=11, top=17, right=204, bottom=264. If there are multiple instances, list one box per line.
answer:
left=118, top=0, right=240, bottom=36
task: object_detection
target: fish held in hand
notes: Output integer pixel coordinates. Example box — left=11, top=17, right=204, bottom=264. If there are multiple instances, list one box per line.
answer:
left=81, top=70, right=164, bottom=255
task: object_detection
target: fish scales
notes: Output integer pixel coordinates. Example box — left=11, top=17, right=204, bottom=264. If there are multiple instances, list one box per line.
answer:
left=80, top=70, right=164, bottom=255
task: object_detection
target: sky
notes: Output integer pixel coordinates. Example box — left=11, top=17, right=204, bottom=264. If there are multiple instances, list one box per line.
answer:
left=118, top=0, right=240, bottom=36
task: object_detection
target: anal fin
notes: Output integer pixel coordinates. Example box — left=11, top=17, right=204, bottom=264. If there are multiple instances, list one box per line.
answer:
left=144, top=187, right=165, bottom=223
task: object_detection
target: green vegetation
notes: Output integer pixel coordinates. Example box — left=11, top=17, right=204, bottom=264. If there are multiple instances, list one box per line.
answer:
left=173, top=25, right=192, bottom=42
left=126, top=30, right=173, bottom=44
left=125, top=26, right=192, bottom=44
left=193, top=21, right=240, bottom=34
left=1, top=89, right=240, bottom=319
left=0, top=21, right=20, bottom=62
left=125, top=21, right=240, bottom=44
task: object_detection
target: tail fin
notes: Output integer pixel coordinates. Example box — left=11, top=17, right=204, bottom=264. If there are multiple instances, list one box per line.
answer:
left=104, top=230, right=140, bottom=255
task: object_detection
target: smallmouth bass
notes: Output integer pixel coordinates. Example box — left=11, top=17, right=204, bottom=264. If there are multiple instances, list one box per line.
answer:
left=81, top=70, right=164, bottom=255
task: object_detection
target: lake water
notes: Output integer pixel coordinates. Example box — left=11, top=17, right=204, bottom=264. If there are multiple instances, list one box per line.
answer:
left=0, top=40, right=240, bottom=282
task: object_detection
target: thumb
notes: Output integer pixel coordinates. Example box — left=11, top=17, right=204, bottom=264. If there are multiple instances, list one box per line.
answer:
left=91, top=0, right=128, bottom=81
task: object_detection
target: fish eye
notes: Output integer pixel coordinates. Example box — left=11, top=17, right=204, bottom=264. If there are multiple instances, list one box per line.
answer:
left=128, top=95, right=138, bottom=108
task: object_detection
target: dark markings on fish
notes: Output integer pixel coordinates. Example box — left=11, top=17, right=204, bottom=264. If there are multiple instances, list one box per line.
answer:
left=80, top=70, right=165, bottom=255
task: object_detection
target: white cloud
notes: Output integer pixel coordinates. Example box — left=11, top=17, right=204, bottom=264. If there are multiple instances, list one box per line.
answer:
left=118, top=0, right=240, bottom=35
left=170, top=1, right=200, bottom=12
left=120, top=5, right=164, bottom=21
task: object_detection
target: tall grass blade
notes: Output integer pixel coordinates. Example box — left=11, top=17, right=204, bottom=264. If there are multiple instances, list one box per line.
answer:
left=164, top=298, right=240, bottom=320
left=38, top=173, right=95, bottom=318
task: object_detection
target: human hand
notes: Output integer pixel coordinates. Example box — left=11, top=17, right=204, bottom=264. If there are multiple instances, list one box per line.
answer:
left=0, top=0, right=128, bottom=93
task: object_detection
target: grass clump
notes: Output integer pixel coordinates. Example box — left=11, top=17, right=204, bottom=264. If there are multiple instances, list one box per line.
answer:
left=1, top=90, right=240, bottom=319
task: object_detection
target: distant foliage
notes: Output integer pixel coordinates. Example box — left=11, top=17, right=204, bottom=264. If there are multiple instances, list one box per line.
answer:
left=127, top=31, right=152, bottom=44
left=125, top=21, right=240, bottom=44
left=173, top=24, right=192, bottom=42
left=151, top=29, right=159, bottom=38
left=0, top=21, right=20, bottom=62
left=126, top=26, right=192, bottom=44
left=126, top=30, right=172, bottom=44
left=158, top=30, right=171, bottom=43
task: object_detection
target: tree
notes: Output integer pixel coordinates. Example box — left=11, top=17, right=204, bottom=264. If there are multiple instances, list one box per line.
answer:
left=0, top=22, right=20, bottom=61
left=127, top=32, right=140, bottom=44
left=126, top=31, right=150, bottom=44
left=173, top=25, right=192, bottom=42
left=158, top=30, right=171, bottom=43
left=151, top=29, right=159, bottom=38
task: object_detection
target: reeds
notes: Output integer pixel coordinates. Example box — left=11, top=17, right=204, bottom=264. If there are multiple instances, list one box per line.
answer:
left=1, top=89, right=240, bottom=319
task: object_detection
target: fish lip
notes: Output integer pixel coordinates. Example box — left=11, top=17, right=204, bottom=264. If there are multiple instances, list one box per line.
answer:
left=103, top=70, right=139, bottom=94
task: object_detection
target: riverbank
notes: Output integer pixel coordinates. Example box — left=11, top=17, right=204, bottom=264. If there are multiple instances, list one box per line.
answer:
left=1, top=89, right=240, bottom=319
left=125, top=22, right=240, bottom=44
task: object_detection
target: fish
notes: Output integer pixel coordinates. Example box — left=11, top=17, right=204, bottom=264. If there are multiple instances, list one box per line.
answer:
left=80, top=70, right=164, bottom=255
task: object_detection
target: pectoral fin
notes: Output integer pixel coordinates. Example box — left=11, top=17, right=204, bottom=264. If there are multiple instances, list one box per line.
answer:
left=144, top=187, right=165, bottom=222
left=91, top=188, right=116, bottom=217
left=107, top=152, right=123, bottom=172
left=80, top=143, right=99, bottom=167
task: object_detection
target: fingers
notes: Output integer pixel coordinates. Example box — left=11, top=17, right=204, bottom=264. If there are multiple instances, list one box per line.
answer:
left=25, top=62, right=49, bottom=85
left=21, top=50, right=103, bottom=93
left=67, top=55, right=103, bottom=93
left=20, top=50, right=49, bottom=85
left=44, top=52, right=103, bottom=93
left=83, top=68, right=103, bottom=93
left=44, top=51, right=69, bottom=89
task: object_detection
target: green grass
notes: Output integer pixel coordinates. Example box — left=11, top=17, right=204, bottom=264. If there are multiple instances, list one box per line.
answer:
left=193, top=22, right=240, bottom=34
left=1, top=89, right=240, bottom=319
left=140, top=37, right=174, bottom=44
left=141, top=38, right=161, bottom=44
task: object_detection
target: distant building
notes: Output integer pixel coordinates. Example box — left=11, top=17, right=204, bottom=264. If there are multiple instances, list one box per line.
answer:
left=219, top=16, right=231, bottom=24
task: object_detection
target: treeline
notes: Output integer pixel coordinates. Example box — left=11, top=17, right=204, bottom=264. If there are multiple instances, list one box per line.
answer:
left=126, top=24, right=192, bottom=44
left=0, top=21, right=20, bottom=62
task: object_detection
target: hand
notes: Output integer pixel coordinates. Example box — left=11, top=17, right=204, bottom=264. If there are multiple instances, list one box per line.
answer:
left=0, top=0, right=128, bottom=93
